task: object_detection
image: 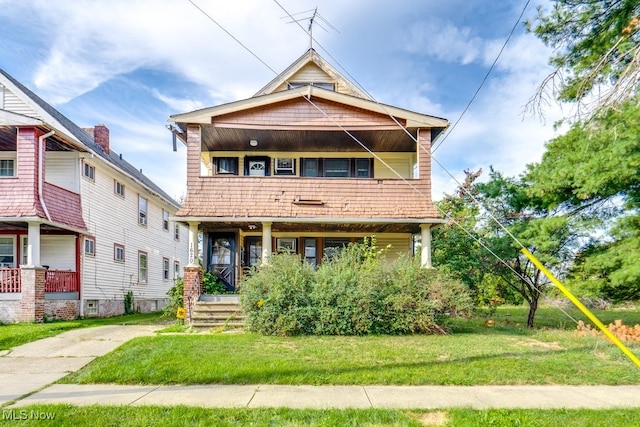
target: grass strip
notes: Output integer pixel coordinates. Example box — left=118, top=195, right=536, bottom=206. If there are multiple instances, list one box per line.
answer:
left=4, top=405, right=640, bottom=426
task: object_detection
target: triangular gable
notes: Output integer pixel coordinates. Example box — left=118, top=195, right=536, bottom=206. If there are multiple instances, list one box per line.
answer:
left=254, top=48, right=371, bottom=100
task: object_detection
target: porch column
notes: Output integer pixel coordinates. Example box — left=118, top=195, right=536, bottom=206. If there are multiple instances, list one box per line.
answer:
left=261, top=221, right=272, bottom=264
left=187, top=221, right=199, bottom=267
left=26, top=222, right=41, bottom=267
left=420, top=224, right=432, bottom=268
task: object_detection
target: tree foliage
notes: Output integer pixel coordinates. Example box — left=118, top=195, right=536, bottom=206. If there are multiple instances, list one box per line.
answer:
left=528, top=0, right=640, bottom=115
left=434, top=168, right=590, bottom=327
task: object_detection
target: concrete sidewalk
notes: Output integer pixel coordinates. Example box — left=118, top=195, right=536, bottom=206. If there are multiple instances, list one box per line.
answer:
left=0, top=325, right=159, bottom=405
left=2, top=325, right=640, bottom=410
left=9, top=384, right=640, bottom=409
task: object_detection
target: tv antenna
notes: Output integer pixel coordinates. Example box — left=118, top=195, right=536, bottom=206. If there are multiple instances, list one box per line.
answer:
left=283, top=7, right=339, bottom=49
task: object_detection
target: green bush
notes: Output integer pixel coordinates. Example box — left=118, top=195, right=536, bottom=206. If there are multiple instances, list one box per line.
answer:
left=240, top=253, right=315, bottom=335
left=163, top=278, right=184, bottom=318
left=239, top=240, right=473, bottom=336
left=202, top=271, right=227, bottom=294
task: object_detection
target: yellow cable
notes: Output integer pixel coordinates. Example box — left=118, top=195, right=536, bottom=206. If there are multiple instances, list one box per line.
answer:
left=521, top=248, right=640, bottom=369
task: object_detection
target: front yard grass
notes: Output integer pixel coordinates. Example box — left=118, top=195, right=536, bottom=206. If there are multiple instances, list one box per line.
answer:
left=7, top=405, right=640, bottom=427
left=62, top=306, right=640, bottom=386
left=0, top=312, right=166, bottom=350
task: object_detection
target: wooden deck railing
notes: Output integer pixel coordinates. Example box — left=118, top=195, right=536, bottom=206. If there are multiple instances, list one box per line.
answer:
left=0, top=268, right=21, bottom=292
left=0, top=269, right=79, bottom=293
left=45, top=270, right=79, bottom=293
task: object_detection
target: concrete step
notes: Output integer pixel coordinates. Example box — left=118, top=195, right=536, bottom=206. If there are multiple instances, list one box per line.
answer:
left=190, top=300, right=245, bottom=331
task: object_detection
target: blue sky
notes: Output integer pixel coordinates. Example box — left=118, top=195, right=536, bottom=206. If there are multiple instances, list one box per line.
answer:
left=0, top=0, right=564, bottom=201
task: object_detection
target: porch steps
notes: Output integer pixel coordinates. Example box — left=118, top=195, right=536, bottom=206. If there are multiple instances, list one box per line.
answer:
left=190, top=300, right=245, bottom=332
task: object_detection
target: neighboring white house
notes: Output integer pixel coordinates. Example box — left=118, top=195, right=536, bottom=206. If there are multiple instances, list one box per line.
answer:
left=0, top=68, right=189, bottom=321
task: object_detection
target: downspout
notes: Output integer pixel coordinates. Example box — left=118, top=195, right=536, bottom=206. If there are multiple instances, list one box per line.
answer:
left=38, top=130, right=55, bottom=221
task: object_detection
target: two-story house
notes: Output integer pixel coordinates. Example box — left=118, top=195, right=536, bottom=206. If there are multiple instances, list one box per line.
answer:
left=0, top=68, right=189, bottom=322
left=170, top=49, right=448, bottom=306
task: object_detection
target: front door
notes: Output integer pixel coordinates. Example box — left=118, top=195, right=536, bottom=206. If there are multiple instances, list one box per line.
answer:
left=208, top=233, right=236, bottom=291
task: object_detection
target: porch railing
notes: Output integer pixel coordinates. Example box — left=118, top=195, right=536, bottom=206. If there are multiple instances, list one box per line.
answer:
left=0, top=269, right=79, bottom=293
left=45, top=270, right=79, bottom=293
left=0, top=268, right=21, bottom=293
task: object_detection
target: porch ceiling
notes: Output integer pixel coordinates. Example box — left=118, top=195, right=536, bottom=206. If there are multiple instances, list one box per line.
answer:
left=200, top=127, right=419, bottom=152
left=0, top=125, right=78, bottom=151
left=200, top=221, right=423, bottom=234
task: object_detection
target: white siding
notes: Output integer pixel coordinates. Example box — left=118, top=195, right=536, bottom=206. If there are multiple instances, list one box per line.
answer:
left=41, top=235, right=75, bottom=270
left=45, top=152, right=80, bottom=193
left=374, top=153, right=415, bottom=179
left=80, top=159, right=189, bottom=304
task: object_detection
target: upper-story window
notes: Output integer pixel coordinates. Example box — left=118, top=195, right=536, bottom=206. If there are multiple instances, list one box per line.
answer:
left=174, top=223, right=180, bottom=241
left=138, top=195, right=148, bottom=226
left=114, top=180, right=125, bottom=197
left=288, top=82, right=335, bottom=91
left=301, top=158, right=373, bottom=178
left=83, top=161, right=95, bottom=181
left=0, top=154, right=16, bottom=177
left=274, top=158, right=296, bottom=175
left=84, top=237, right=96, bottom=256
left=163, top=210, right=170, bottom=231
left=213, top=157, right=238, bottom=175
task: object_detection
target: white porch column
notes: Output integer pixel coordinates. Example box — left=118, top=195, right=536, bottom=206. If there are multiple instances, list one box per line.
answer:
left=420, top=224, right=432, bottom=268
left=26, top=222, right=41, bottom=267
left=187, top=221, right=200, bottom=267
left=261, top=221, right=272, bottom=264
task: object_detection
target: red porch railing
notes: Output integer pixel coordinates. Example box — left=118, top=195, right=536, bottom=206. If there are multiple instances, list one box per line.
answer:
left=0, top=268, right=21, bottom=292
left=0, top=269, right=79, bottom=293
left=45, top=270, right=79, bottom=293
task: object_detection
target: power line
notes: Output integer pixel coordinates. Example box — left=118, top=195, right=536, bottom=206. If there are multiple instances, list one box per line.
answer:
left=433, top=0, right=532, bottom=153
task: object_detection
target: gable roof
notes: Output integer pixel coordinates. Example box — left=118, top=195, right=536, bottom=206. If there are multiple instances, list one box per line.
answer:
left=0, top=68, right=179, bottom=207
left=254, top=48, right=372, bottom=100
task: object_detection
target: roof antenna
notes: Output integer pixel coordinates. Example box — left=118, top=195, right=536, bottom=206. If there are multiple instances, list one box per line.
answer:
left=283, top=7, right=339, bottom=50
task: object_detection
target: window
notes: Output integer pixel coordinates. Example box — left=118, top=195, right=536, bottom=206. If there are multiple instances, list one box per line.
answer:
left=138, top=251, right=148, bottom=283
left=301, top=158, right=319, bottom=177
left=0, top=159, right=15, bottom=177
left=304, top=238, right=317, bottom=267
left=276, top=238, right=297, bottom=252
left=275, top=158, right=295, bottom=175
left=0, top=236, right=15, bottom=267
left=84, top=237, right=95, bottom=256
left=323, top=238, right=350, bottom=260
left=174, top=260, right=181, bottom=279
left=21, top=236, right=28, bottom=265
left=83, top=162, right=95, bottom=181
left=163, top=210, right=170, bottom=231
left=174, top=223, right=180, bottom=241
left=213, top=157, right=238, bottom=175
left=301, top=158, right=373, bottom=178
left=324, top=159, right=350, bottom=177
left=288, top=82, right=335, bottom=91
left=114, top=180, right=125, bottom=197
left=114, top=244, right=125, bottom=262
left=163, top=257, right=170, bottom=280
left=138, top=196, right=148, bottom=225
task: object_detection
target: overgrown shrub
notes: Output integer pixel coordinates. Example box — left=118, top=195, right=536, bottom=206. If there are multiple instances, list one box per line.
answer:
left=163, top=277, right=184, bottom=318
left=240, top=253, right=315, bottom=335
left=239, top=240, right=473, bottom=336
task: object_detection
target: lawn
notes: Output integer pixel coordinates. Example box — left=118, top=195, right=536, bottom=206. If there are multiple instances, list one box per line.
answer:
left=5, top=405, right=640, bottom=426
left=0, top=312, right=167, bottom=350
left=62, top=305, right=640, bottom=386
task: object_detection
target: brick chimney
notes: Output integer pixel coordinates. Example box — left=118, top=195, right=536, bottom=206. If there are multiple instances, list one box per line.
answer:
left=93, top=124, right=110, bottom=154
